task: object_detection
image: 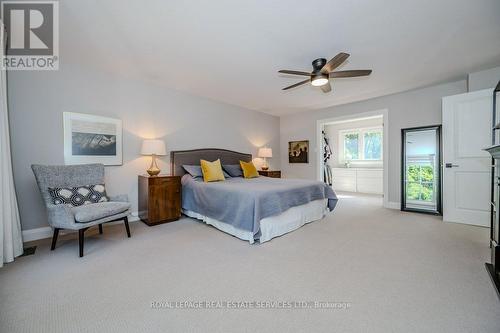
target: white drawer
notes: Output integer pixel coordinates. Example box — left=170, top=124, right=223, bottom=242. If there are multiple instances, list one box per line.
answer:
left=332, top=168, right=356, bottom=177
left=331, top=168, right=383, bottom=194
left=357, top=169, right=383, bottom=179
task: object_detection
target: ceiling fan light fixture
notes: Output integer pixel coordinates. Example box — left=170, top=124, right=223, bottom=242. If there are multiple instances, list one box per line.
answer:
left=311, top=74, right=329, bottom=87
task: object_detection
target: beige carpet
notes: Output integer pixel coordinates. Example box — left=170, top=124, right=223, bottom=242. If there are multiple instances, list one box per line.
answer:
left=1, top=193, right=499, bottom=333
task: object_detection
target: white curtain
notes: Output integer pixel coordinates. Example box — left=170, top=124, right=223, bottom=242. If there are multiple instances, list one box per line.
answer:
left=0, top=23, right=23, bottom=267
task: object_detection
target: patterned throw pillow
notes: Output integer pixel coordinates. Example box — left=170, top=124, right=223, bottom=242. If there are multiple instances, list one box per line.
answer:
left=48, top=184, right=109, bottom=207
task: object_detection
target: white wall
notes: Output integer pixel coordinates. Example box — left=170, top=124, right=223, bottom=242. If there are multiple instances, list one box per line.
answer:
left=8, top=64, right=280, bottom=231
left=280, top=80, right=467, bottom=204
left=468, top=66, right=500, bottom=91
left=324, top=117, right=383, bottom=168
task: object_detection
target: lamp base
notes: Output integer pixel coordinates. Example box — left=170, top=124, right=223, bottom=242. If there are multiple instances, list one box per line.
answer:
left=147, top=168, right=161, bottom=177
left=261, top=165, right=269, bottom=171
left=147, top=155, right=161, bottom=176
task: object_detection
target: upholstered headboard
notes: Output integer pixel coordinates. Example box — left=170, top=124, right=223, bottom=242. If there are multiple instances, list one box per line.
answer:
left=170, top=148, right=252, bottom=176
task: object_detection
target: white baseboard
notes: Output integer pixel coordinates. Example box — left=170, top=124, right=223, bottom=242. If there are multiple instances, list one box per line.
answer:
left=22, top=227, right=54, bottom=242
left=384, top=201, right=401, bottom=210
left=22, top=213, right=140, bottom=243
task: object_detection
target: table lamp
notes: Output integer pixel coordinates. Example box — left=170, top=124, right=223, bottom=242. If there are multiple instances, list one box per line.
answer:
left=258, top=147, right=272, bottom=171
left=141, top=139, right=166, bottom=176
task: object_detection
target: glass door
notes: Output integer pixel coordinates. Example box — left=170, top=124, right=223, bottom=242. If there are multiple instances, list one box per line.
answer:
left=401, top=126, right=442, bottom=214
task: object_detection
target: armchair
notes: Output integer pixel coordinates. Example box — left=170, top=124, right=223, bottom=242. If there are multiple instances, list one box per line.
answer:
left=31, top=163, right=131, bottom=257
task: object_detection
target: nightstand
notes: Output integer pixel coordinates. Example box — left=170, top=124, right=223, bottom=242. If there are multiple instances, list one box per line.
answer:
left=258, top=170, right=281, bottom=178
left=138, top=175, right=181, bottom=226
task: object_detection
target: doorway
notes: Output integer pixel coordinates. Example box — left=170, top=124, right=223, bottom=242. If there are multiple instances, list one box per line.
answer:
left=401, top=126, right=442, bottom=214
left=317, top=109, right=389, bottom=208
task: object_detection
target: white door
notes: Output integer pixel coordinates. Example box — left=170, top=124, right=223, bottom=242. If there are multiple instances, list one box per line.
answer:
left=442, top=89, right=493, bottom=226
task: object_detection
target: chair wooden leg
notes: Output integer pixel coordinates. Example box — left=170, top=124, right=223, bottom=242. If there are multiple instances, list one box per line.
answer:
left=98, top=224, right=103, bottom=234
left=50, top=228, right=60, bottom=250
left=79, top=229, right=85, bottom=257
left=124, top=216, right=131, bottom=238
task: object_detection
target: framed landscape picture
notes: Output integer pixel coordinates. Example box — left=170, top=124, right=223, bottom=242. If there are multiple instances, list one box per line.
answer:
left=63, top=112, right=122, bottom=165
left=289, top=140, right=309, bottom=163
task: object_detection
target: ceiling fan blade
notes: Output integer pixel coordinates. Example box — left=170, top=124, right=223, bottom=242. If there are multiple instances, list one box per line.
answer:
left=330, top=70, right=372, bottom=78
left=321, top=52, right=350, bottom=74
left=282, top=79, right=310, bottom=90
left=278, top=70, right=312, bottom=76
left=320, top=81, right=332, bottom=93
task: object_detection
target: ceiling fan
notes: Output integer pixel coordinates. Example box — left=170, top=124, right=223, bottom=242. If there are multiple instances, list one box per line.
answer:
left=278, top=52, right=372, bottom=93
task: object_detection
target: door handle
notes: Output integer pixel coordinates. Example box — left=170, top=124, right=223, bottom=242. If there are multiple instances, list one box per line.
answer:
left=445, top=163, right=459, bottom=168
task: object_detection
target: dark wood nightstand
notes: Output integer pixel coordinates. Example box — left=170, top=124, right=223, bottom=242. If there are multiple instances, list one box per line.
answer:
left=258, top=170, right=281, bottom=178
left=138, top=175, right=181, bottom=226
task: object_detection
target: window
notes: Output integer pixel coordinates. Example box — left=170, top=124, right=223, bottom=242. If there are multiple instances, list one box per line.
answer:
left=343, top=133, right=359, bottom=160
left=340, top=127, right=383, bottom=162
left=363, top=131, right=382, bottom=160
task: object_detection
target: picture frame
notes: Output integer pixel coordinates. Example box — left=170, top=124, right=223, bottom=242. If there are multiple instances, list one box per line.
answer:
left=288, top=140, right=309, bottom=163
left=63, top=112, right=123, bottom=166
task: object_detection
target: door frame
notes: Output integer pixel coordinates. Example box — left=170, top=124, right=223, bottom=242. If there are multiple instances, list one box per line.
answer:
left=316, top=109, right=389, bottom=208
left=400, top=125, right=442, bottom=215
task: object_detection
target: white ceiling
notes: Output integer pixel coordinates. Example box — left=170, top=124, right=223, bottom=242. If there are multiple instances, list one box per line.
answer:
left=61, top=0, right=500, bottom=115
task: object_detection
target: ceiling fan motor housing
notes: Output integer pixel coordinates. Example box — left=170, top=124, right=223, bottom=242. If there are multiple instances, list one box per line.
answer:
left=312, top=58, right=327, bottom=72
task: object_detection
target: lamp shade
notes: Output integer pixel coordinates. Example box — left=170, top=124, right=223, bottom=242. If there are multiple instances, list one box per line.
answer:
left=258, top=147, right=272, bottom=158
left=141, top=139, right=166, bottom=156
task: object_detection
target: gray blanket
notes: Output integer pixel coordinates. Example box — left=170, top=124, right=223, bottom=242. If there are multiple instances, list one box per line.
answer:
left=182, top=175, right=338, bottom=237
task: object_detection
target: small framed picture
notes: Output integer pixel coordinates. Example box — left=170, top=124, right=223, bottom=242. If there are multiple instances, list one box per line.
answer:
left=63, top=112, right=122, bottom=166
left=289, top=140, right=309, bottom=163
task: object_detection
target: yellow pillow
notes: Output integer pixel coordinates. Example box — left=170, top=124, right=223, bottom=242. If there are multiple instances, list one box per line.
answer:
left=200, top=159, right=225, bottom=182
left=240, top=160, right=259, bottom=179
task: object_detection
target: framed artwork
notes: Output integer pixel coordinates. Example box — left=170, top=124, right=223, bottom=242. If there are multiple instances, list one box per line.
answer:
left=63, top=112, right=122, bottom=165
left=288, top=140, right=309, bottom=163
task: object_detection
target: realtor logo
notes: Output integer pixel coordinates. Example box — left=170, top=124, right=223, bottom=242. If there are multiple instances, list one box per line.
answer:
left=1, top=1, right=59, bottom=70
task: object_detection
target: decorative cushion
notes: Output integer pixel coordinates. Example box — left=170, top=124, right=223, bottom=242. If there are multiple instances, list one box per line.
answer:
left=240, top=160, right=259, bottom=179
left=223, top=164, right=243, bottom=177
left=72, top=202, right=131, bottom=223
left=200, top=159, right=225, bottom=182
left=182, top=165, right=204, bottom=178
left=48, top=184, right=108, bottom=207
left=183, top=164, right=231, bottom=179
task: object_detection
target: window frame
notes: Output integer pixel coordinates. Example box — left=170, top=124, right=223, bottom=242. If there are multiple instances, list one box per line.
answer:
left=338, top=126, right=383, bottom=164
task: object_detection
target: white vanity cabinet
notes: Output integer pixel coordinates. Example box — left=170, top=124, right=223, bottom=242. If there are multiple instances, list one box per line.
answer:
left=331, top=167, right=383, bottom=194
left=330, top=168, right=357, bottom=192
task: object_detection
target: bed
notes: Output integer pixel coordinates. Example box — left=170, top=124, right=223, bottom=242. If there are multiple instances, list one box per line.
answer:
left=171, top=148, right=338, bottom=243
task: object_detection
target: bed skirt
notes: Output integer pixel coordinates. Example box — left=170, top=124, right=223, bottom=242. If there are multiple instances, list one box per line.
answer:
left=183, top=199, right=329, bottom=244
